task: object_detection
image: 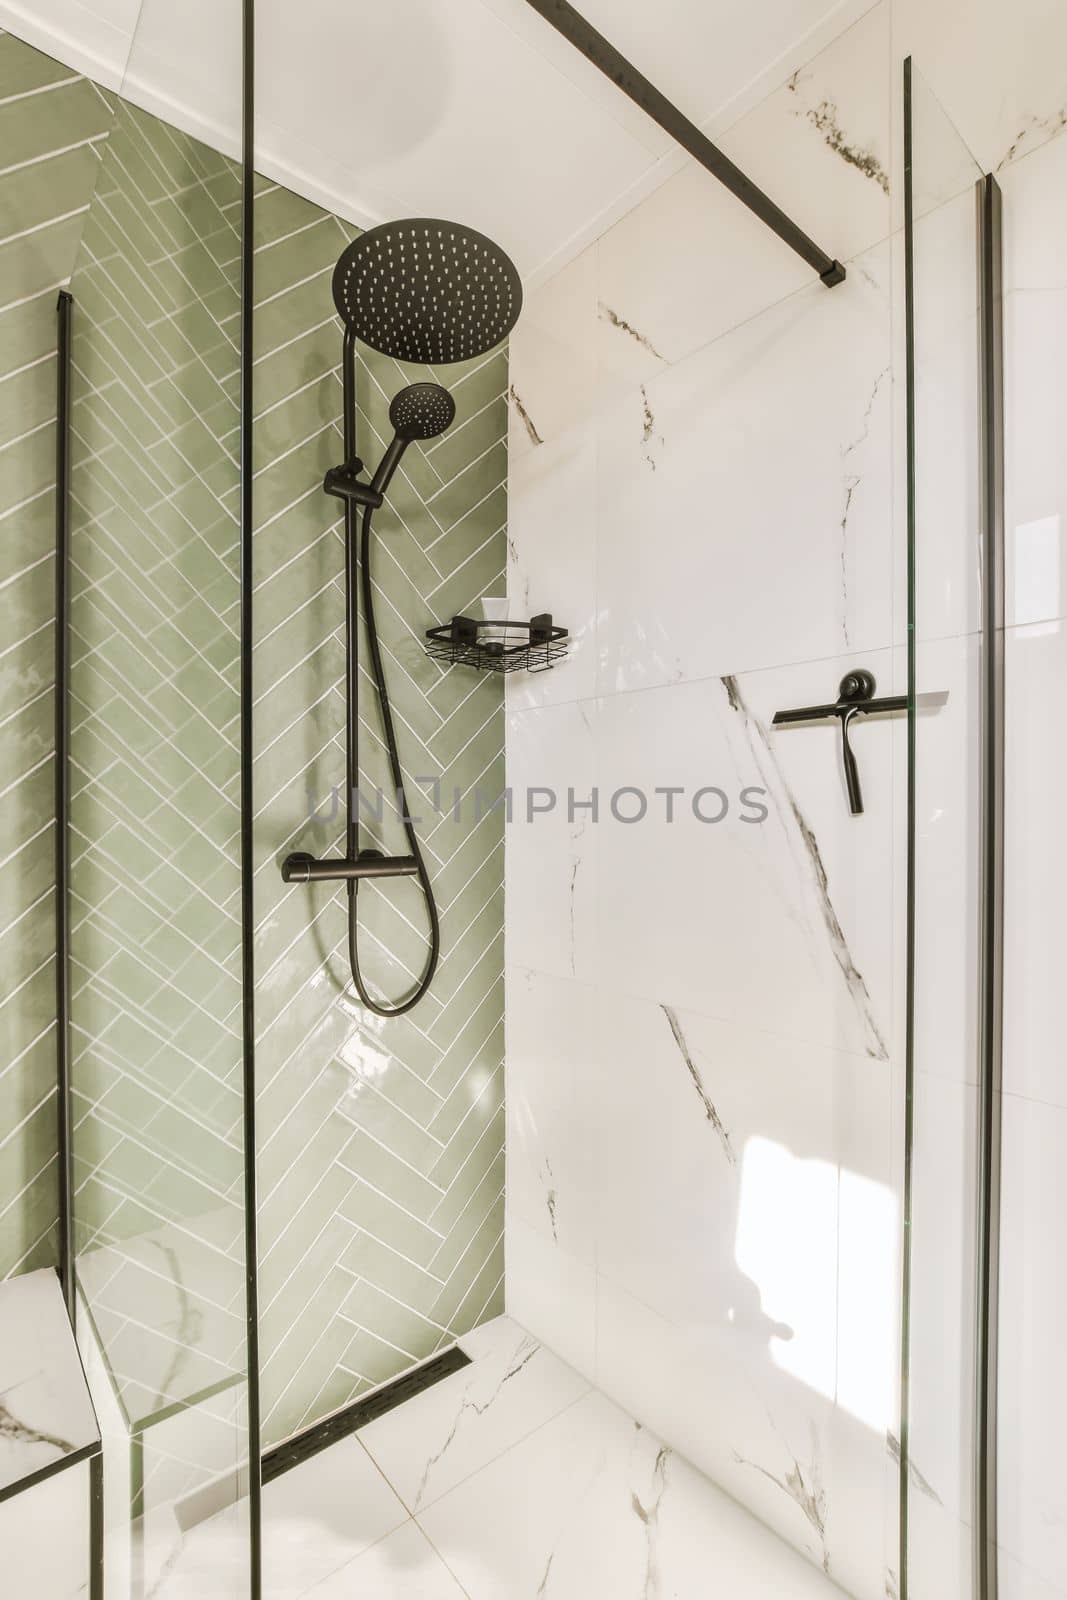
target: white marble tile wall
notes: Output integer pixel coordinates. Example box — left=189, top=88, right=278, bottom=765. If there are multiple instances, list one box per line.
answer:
left=506, top=8, right=902, bottom=1599
left=507, top=4, right=1067, bottom=1597
left=0, top=1461, right=92, bottom=1598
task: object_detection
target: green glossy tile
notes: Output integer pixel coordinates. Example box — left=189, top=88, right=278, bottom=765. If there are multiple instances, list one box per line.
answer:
left=0, top=77, right=110, bottom=172
left=0, top=33, right=76, bottom=98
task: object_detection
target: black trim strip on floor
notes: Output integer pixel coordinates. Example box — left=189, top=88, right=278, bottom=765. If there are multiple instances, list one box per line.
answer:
left=261, top=1347, right=472, bottom=1485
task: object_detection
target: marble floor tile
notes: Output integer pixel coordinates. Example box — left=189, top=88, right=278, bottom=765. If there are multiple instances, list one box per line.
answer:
left=150, top=1436, right=408, bottom=1600
left=145, top=1322, right=864, bottom=1597
left=303, top=1521, right=465, bottom=1598
left=0, top=1267, right=100, bottom=1495
left=358, top=1315, right=590, bottom=1514
left=259, top=1437, right=410, bottom=1599
left=417, top=1386, right=844, bottom=1599
left=998, top=1095, right=1067, bottom=1595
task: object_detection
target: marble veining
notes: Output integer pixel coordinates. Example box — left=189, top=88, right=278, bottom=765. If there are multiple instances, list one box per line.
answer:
left=542, top=1158, right=559, bottom=1241
left=147, top=1240, right=205, bottom=1418
left=568, top=852, right=581, bottom=974
left=632, top=1436, right=672, bottom=1599
left=887, top=1430, right=943, bottom=1504
left=598, top=301, right=667, bottom=362
left=412, top=1330, right=541, bottom=1510
left=509, top=383, right=544, bottom=446
left=996, top=106, right=1067, bottom=170
left=0, top=1269, right=100, bottom=1496
left=76, top=1215, right=245, bottom=1431
left=0, top=1398, right=75, bottom=1457
left=520, top=1412, right=676, bottom=1599
left=840, top=367, right=891, bottom=645
left=640, top=385, right=663, bottom=473
left=721, top=674, right=889, bottom=1060
left=145, top=1538, right=185, bottom=1600
left=734, top=1421, right=830, bottom=1574
left=660, top=1004, right=737, bottom=1165
left=148, top=1316, right=848, bottom=1596
left=507, top=528, right=531, bottom=612
left=414, top=1377, right=847, bottom=1596
left=788, top=70, right=890, bottom=193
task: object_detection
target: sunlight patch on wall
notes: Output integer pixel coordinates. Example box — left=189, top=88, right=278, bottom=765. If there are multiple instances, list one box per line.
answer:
left=736, top=1135, right=896, bottom=1433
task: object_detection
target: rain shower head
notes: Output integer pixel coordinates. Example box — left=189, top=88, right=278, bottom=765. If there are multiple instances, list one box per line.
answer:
left=370, top=383, right=456, bottom=498
left=332, top=218, right=523, bottom=365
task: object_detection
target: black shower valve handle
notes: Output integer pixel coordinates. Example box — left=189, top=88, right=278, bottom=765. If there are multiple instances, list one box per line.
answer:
left=281, top=850, right=418, bottom=884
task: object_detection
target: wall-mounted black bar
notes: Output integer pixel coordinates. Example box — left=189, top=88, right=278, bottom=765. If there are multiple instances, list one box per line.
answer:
left=522, top=0, right=845, bottom=286
left=239, top=0, right=263, bottom=1594
left=773, top=670, right=947, bottom=815
left=54, top=289, right=74, bottom=1325
left=973, top=169, right=1005, bottom=1600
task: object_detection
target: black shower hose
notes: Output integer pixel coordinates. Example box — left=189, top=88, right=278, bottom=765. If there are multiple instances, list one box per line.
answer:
left=346, top=502, right=441, bottom=1017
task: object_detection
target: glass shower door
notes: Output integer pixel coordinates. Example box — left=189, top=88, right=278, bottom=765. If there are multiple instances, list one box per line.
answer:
left=902, top=57, right=992, bottom=1600
left=66, top=2, right=254, bottom=1593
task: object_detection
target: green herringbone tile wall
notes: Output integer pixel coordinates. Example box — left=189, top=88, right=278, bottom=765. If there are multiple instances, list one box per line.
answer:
left=66, top=90, right=250, bottom=1482
left=0, top=29, right=114, bottom=1280
left=252, top=185, right=507, bottom=1449
left=0, top=26, right=507, bottom=1454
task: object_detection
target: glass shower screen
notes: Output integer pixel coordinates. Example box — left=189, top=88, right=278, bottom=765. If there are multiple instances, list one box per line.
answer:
left=902, top=55, right=995, bottom=1600
left=66, top=2, right=255, bottom=1593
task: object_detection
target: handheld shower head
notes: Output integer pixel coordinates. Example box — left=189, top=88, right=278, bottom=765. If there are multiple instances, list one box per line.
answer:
left=389, top=383, right=456, bottom=442
left=370, top=383, right=456, bottom=498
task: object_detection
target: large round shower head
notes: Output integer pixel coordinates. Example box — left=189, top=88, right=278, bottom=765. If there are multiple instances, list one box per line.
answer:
left=332, top=218, right=523, bottom=365
left=389, top=383, right=456, bottom=442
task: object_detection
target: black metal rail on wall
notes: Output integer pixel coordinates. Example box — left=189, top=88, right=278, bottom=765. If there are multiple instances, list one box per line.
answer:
left=522, top=0, right=846, bottom=285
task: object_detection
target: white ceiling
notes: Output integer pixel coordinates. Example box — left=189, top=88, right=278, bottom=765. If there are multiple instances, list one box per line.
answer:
left=0, top=0, right=868, bottom=285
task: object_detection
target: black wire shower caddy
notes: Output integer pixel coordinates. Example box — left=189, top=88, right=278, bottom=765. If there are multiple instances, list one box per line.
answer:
left=425, top=613, right=568, bottom=674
